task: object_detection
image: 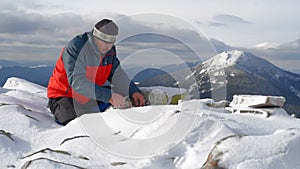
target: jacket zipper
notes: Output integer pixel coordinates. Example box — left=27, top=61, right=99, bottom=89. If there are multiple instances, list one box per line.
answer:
left=65, top=86, right=71, bottom=94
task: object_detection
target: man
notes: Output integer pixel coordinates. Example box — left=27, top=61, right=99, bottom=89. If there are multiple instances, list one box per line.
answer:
left=47, top=19, right=145, bottom=125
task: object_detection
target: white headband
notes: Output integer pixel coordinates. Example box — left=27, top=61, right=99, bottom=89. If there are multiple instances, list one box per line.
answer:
left=93, top=27, right=117, bottom=43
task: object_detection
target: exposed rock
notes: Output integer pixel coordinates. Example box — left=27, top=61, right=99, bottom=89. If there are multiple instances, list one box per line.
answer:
left=110, top=162, right=127, bottom=166
left=140, top=87, right=188, bottom=105
left=201, top=152, right=225, bottom=169
left=141, top=89, right=168, bottom=105
left=201, top=135, right=242, bottom=169
left=230, top=107, right=271, bottom=118
left=0, top=129, right=14, bottom=141
left=206, top=100, right=230, bottom=108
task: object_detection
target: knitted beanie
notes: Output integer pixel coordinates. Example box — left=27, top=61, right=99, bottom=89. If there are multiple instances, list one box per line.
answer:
left=93, top=19, right=118, bottom=43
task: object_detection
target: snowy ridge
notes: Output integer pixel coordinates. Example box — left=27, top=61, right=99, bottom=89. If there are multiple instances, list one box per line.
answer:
left=1, top=77, right=300, bottom=168
left=3, top=77, right=46, bottom=94
left=202, top=50, right=278, bottom=73
left=203, top=50, right=246, bottom=71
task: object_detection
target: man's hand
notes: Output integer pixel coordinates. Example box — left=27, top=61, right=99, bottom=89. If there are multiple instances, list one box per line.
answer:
left=132, top=92, right=145, bottom=107
left=109, top=93, right=126, bottom=108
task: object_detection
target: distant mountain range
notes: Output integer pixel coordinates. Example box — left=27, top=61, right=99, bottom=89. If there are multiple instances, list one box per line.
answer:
left=0, top=60, right=198, bottom=88
left=129, top=62, right=199, bottom=87
left=0, top=59, right=23, bottom=67
left=0, top=65, right=54, bottom=87
left=1, top=49, right=299, bottom=117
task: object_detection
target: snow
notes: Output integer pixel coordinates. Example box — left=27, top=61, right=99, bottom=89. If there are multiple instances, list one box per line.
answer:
left=217, top=128, right=300, bottom=169
left=255, top=42, right=280, bottom=50
left=203, top=50, right=247, bottom=71
left=3, top=77, right=46, bottom=94
left=290, top=86, right=300, bottom=98
left=202, top=50, right=282, bottom=75
left=184, top=70, right=196, bottom=80
left=230, top=95, right=286, bottom=108
left=1, top=77, right=300, bottom=169
left=29, top=65, right=48, bottom=68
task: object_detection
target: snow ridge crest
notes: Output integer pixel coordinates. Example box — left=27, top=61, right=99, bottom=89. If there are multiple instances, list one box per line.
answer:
left=204, top=50, right=248, bottom=70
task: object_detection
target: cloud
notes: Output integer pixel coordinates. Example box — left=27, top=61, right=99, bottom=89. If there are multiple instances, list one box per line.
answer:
left=117, top=34, right=202, bottom=65
left=0, top=11, right=45, bottom=34
left=212, top=14, right=251, bottom=25
left=0, top=2, right=95, bottom=61
left=0, top=9, right=217, bottom=64
left=240, top=38, right=300, bottom=74
left=208, top=22, right=227, bottom=27
left=195, top=21, right=202, bottom=25
left=0, top=9, right=92, bottom=37
left=114, top=15, right=217, bottom=65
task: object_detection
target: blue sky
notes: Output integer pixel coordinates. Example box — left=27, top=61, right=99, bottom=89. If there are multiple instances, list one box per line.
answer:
left=0, top=0, right=300, bottom=73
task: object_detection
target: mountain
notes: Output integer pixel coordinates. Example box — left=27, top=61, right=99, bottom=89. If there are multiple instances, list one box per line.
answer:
left=1, top=77, right=300, bottom=168
left=160, top=62, right=200, bottom=72
left=255, top=42, right=280, bottom=50
left=249, top=39, right=300, bottom=74
left=124, top=65, right=176, bottom=81
left=209, top=38, right=235, bottom=53
left=0, top=59, right=23, bottom=67
left=132, top=68, right=177, bottom=87
left=125, top=62, right=199, bottom=87
left=282, top=38, right=300, bottom=48
left=177, top=50, right=300, bottom=117
left=210, top=38, right=300, bottom=74
left=0, top=65, right=54, bottom=87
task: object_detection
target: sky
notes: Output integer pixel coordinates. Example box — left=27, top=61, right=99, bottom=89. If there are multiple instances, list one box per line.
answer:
left=0, top=0, right=300, bottom=72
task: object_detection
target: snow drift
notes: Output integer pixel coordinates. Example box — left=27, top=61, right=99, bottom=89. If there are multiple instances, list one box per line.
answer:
left=0, top=77, right=300, bottom=169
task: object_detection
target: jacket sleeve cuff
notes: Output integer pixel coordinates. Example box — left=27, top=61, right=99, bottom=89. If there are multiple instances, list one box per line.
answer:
left=129, top=81, right=141, bottom=97
left=95, top=87, right=112, bottom=103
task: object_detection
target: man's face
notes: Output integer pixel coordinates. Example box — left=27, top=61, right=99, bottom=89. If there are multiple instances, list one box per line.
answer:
left=94, top=37, right=113, bottom=54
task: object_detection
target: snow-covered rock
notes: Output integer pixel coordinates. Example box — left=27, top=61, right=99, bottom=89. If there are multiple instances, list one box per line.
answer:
left=230, top=95, right=286, bottom=108
left=228, top=95, right=287, bottom=118
left=140, top=86, right=188, bottom=105
left=0, top=77, right=300, bottom=169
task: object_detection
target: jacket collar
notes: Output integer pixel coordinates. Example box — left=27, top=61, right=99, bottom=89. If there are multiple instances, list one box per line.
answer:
left=87, top=31, right=102, bottom=56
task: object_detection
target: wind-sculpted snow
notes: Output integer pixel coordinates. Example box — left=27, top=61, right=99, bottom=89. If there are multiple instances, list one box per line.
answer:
left=0, top=77, right=300, bottom=169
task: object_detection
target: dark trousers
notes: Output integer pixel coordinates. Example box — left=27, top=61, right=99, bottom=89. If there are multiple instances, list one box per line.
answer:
left=48, top=97, right=111, bottom=125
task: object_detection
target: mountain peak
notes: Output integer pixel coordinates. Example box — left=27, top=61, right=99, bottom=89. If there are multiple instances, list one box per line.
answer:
left=221, top=50, right=246, bottom=60
left=203, top=50, right=248, bottom=70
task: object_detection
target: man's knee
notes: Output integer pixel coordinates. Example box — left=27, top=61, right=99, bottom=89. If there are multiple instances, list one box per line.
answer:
left=48, top=97, right=77, bottom=125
